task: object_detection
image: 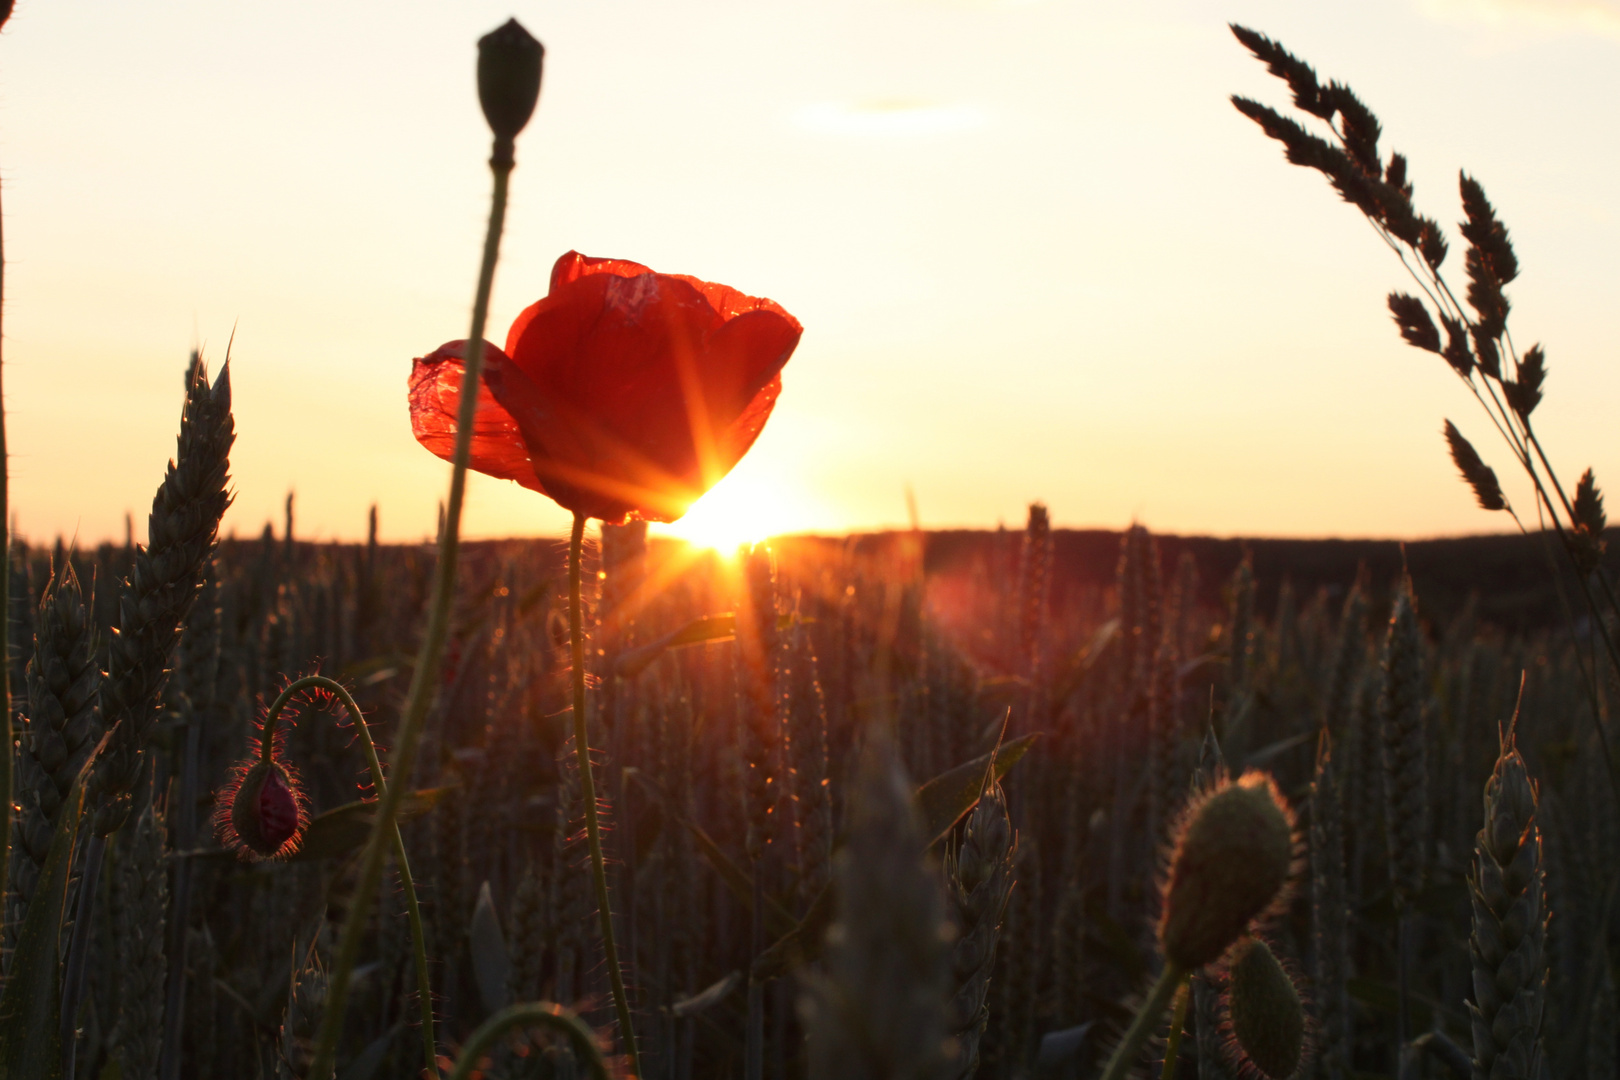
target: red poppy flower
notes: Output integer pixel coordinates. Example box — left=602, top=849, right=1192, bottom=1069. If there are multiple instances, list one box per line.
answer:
left=409, top=250, right=802, bottom=524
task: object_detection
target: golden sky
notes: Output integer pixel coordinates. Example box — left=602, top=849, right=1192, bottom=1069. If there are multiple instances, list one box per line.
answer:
left=3, top=0, right=1618, bottom=547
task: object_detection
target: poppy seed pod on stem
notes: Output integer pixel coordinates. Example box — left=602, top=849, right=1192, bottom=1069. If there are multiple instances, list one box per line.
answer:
left=1160, top=770, right=1295, bottom=971
left=477, top=18, right=543, bottom=158
left=1224, top=938, right=1307, bottom=1080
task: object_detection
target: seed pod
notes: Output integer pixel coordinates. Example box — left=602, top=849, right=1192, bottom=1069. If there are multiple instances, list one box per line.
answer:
left=477, top=19, right=544, bottom=143
left=1160, top=770, right=1295, bottom=971
left=217, top=757, right=306, bottom=860
left=1224, top=938, right=1306, bottom=1080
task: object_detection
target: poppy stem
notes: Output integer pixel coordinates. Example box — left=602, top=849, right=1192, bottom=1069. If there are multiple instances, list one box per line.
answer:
left=570, top=510, right=644, bottom=1077
left=446, top=1002, right=610, bottom=1080
left=260, top=675, right=438, bottom=1080
left=1099, top=963, right=1186, bottom=1080
left=307, top=148, right=513, bottom=1080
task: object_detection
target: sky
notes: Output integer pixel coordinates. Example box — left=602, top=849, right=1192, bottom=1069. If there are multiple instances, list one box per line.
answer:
left=2, top=0, right=1618, bottom=548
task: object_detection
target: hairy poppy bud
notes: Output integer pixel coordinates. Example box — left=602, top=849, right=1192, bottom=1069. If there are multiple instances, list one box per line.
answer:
left=477, top=18, right=544, bottom=145
left=1224, top=938, right=1307, bottom=1079
left=1160, top=770, right=1294, bottom=971
left=218, top=758, right=305, bottom=859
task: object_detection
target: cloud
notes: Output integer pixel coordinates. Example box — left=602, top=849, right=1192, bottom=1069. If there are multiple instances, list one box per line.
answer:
left=907, top=0, right=1054, bottom=8
left=1417, top=0, right=1620, bottom=37
left=792, top=100, right=990, bottom=137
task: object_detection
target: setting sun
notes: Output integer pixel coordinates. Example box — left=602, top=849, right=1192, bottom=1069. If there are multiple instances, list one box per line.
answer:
left=652, top=469, right=821, bottom=553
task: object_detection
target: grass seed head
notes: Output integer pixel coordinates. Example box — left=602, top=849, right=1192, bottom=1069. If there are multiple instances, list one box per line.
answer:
left=1160, top=770, right=1295, bottom=971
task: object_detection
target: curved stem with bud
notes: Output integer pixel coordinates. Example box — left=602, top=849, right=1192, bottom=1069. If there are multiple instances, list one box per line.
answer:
left=309, top=20, right=541, bottom=1078
left=309, top=55, right=519, bottom=1080
left=447, top=1003, right=609, bottom=1080
left=260, top=674, right=438, bottom=1079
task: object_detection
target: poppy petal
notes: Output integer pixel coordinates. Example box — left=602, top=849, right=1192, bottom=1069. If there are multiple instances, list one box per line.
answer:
left=548, top=250, right=655, bottom=293
left=462, top=252, right=802, bottom=524
left=408, top=340, right=549, bottom=495
left=699, top=307, right=801, bottom=426
left=485, top=352, right=686, bottom=523
left=670, top=274, right=802, bottom=327
left=719, top=372, right=783, bottom=468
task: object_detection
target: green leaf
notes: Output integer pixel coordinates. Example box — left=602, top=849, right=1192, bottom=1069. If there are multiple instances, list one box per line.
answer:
left=335, top=1022, right=403, bottom=1080
left=1048, top=618, right=1121, bottom=704
left=670, top=971, right=742, bottom=1018
left=337, top=653, right=417, bottom=689
left=614, top=615, right=737, bottom=679
left=613, top=612, right=803, bottom=679
left=0, top=776, right=85, bottom=1079
left=469, top=881, right=512, bottom=1015
left=290, top=788, right=449, bottom=862
left=915, top=732, right=1038, bottom=845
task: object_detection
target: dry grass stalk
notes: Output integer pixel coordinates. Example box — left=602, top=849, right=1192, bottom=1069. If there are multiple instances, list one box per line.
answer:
left=1309, top=729, right=1351, bottom=1080
left=91, top=358, right=234, bottom=837
left=9, top=561, right=101, bottom=940
left=1379, top=582, right=1428, bottom=905
left=112, top=802, right=168, bottom=1080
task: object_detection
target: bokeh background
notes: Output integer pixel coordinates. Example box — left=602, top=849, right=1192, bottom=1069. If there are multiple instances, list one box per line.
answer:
left=2, top=0, right=1617, bottom=546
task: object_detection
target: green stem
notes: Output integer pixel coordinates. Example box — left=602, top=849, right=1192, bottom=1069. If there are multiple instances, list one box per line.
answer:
left=447, top=1002, right=609, bottom=1080
left=306, top=147, right=511, bottom=1080
left=261, top=675, right=438, bottom=1079
left=569, top=511, right=643, bottom=1077
left=1100, top=963, right=1186, bottom=1080
left=1159, top=976, right=1191, bottom=1080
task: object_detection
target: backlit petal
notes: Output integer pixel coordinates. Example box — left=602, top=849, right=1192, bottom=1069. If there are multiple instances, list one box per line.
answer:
left=408, top=340, right=549, bottom=495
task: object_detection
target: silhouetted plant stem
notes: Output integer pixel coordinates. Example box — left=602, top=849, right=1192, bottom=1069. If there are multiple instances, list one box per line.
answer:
left=1396, top=912, right=1412, bottom=1076
left=1160, top=980, right=1191, bottom=1080
left=306, top=139, right=512, bottom=1080
left=570, top=510, right=643, bottom=1077
left=447, top=1003, right=609, bottom=1080
left=158, top=700, right=202, bottom=1080
left=0, top=109, right=12, bottom=927
left=260, top=674, right=437, bottom=1079
left=747, top=872, right=765, bottom=1080
left=59, top=834, right=105, bottom=1071
left=1100, top=964, right=1186, bottom=1080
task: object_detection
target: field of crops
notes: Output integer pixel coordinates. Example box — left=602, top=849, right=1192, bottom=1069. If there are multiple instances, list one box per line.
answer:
left=5, top=495, right=1615, bottom=1078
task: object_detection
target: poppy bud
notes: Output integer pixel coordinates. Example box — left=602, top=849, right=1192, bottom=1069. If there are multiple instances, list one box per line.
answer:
left=220, top=759, right=305, bottom=859
left=1224, top=938, right=1307, bottom=1079
left=1160, top=770, right=1295, bottom=971
left=477, top=19, right=544, bottom=145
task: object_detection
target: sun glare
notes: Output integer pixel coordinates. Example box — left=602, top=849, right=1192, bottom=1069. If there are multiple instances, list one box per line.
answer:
left=654, top=472, right=813, bottom=554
